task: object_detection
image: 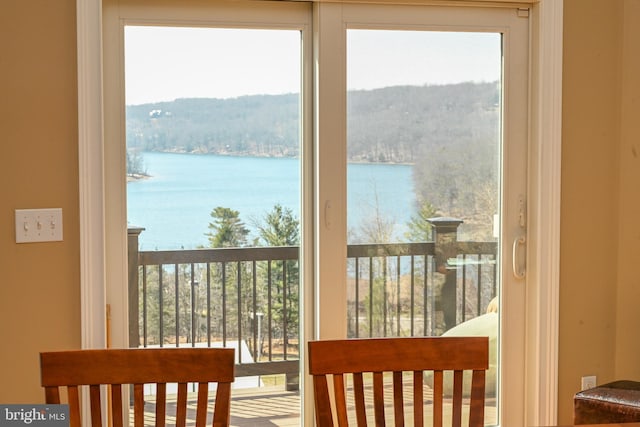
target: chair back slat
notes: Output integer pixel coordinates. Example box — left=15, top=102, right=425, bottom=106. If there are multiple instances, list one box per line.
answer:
left=44, top=387, right=60, bottom=404
left=413, top=371, right=424, bottom=426
left=132, top=383, right=144, bottom=427
left=308, top=337, right=488, bottom=427
left=195, top=382, right=209, bottom=427
left=212, top=383, right=232, bottom=427
left=40, top=348, right=234, bottom=427
left=176, top=382, right=188, bottom=427
left=352, top=373, right=367, bottom=427
left=393, top=371, right=404, bottom=427
left=67, top=386, right=81, bottom=427
left=469, top=370, right=486, bottom=427
left=433, top=370, right=443, bottom=427
left=313, top=375, right=333, bottom=426
left=372, top=372, right=385, bottom=425
left=111, top=384, right=124, bottom=427
left=154, top=382, right=166, bottom=427
left=453, top=370, right=464, bottom=427
left=333, top=374, right=349, bottom=426
left=89, top=385, right=102, bottom=427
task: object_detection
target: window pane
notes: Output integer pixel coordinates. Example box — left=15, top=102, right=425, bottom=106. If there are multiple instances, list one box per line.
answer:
left=346, top=29, right=501, bottom=425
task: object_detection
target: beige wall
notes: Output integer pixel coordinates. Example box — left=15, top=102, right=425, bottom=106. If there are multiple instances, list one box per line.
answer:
left=558, top=0, right=622, bottom=422
left=1, top=0, right=637, bottom=423
left=0, top=1, right=81, bottom=402
left=615, top=0, right=640, bottom=383
left=559, top=0, right=640, bottom=423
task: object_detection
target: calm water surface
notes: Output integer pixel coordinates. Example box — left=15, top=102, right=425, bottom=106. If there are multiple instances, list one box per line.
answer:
left=127, top=152, right=416, bottom=250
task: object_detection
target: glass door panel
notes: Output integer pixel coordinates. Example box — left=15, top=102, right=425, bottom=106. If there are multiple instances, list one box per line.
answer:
left=125, top=25, right=303, bottom=426
left=346, top=28, right=501, bottom=332
left=346, top=29, right=505, bottom=426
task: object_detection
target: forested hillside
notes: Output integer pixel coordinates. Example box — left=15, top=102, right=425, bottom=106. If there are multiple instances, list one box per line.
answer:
left=127, top=94, right=300, bottom=157
left=126, top=81, right=498, bottom=163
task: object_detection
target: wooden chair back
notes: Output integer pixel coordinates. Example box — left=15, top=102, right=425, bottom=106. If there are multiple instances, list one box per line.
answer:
left=308, top=336, right=488, bottom=427
left=40, top=348, right=235, bottom=427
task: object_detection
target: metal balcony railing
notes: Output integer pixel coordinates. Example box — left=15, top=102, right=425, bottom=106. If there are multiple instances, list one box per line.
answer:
left=127, top=218, right=497, bottom=389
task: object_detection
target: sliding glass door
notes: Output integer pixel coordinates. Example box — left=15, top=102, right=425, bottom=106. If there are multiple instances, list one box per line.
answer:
left=105, top=1, right=529, bottom=425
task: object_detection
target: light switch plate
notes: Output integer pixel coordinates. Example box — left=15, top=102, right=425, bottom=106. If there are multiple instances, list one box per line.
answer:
left=15, top=208, right=63, bottom=243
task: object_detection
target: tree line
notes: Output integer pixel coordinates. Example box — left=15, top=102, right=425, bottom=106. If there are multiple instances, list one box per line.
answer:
left=126, top=81, right=498, bottom=164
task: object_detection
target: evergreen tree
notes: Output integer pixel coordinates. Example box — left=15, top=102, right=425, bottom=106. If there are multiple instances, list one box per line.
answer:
left=205, top=207, right=249, bottom=248
left=256, top=204, right=299, bottom=246
left=205, top=207, right=250, bottom=348
left=254, top=204, right=300, bottom=358
left=405, top=200, right=439, bottom=242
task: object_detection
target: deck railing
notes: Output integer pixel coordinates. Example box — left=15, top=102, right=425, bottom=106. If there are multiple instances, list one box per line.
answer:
left=346, top=240, right=497, bottom=339
left=127, top=218, right=497, bottom=388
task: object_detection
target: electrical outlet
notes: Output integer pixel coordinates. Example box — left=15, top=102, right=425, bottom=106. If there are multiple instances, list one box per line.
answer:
left=581, top=375, right=597, bottom=390
left=15, top=208, right=63, bottom=243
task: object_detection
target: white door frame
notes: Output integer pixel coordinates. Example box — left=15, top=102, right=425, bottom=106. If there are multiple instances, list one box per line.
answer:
left=76, top=0, right=562, bottom=424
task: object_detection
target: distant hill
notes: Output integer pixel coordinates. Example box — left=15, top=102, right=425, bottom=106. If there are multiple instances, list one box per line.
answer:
left=126, top=81, right=499, bottom=164
left=127, top=94, right=300, bottom=157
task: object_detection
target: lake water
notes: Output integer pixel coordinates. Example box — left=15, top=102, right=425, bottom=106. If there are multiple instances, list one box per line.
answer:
left=127, top=152, right=416, bottom=250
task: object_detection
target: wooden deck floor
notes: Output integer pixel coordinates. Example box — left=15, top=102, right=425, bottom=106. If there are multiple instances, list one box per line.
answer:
left=228, top=386, right=301, bottom=426
left=140, top=386, right=300, bottom=427
left=141, top=385, right=496, bottom=426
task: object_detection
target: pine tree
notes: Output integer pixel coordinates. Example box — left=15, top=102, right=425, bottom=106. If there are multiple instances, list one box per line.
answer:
left=256, top=204, right=299, bottom=246
left=405, top=200, right=439, bottom=242
left=205, top=207, right=249, bottom=248
left=254, top=204, right=300, bottom=359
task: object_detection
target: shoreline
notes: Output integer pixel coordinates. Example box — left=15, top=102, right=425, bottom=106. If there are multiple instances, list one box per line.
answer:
left=141, top=149, right=416, bottom=167
left=127, top=173, right=151, bottom=182
left=126, top=151, right=415, bottom=184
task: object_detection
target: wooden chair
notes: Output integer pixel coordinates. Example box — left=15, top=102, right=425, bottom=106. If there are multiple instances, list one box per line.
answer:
left=308, top=336, right=488, bottom=427
left=40, top=348, right=235, bottom=427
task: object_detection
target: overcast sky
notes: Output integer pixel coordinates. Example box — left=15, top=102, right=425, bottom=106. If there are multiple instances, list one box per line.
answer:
left=125, top=26, right=501, bottom=106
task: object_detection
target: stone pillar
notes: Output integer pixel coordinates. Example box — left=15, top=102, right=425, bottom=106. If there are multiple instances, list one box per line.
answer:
left=128, top=227, right=145, bottom=348
left=427, top=217, right=463, bottom=334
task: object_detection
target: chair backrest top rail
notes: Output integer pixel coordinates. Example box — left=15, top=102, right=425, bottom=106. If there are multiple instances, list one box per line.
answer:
left=40, top=348, right=235, bottom=386
left=308, top=336, right=489, bottom=375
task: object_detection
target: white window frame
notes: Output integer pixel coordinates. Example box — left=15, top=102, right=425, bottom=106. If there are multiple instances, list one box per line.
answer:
left=76, top=0, right=562, bottom=425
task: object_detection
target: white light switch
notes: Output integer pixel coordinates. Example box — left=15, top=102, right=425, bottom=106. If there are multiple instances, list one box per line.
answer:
left=15, top=208, right=63, bottom=243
